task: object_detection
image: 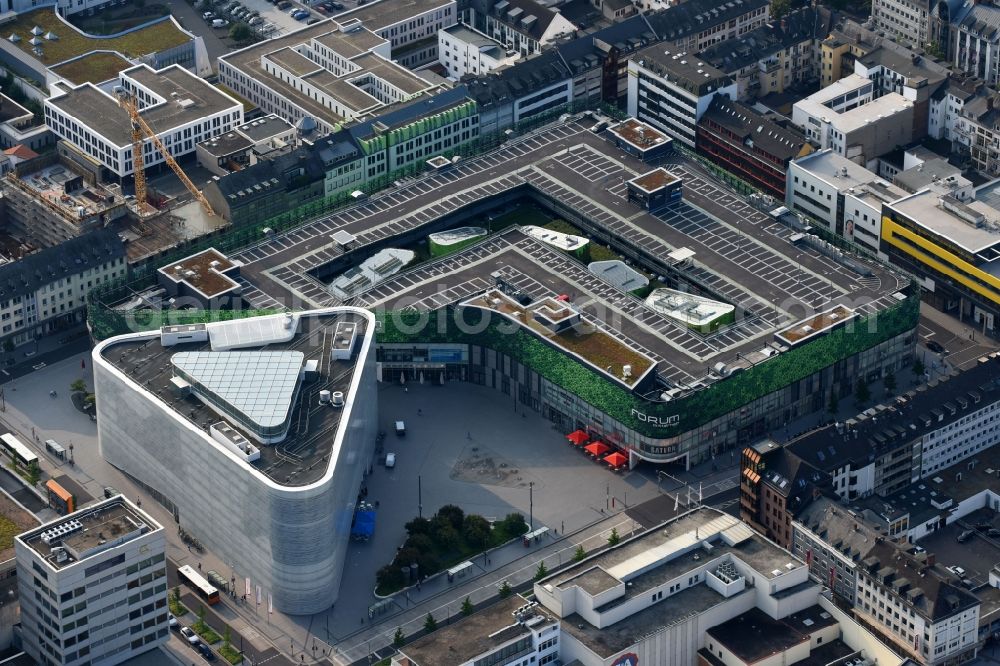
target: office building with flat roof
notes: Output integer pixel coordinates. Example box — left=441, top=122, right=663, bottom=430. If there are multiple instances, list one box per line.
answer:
left=93, top=308, right=377, bottom=613
left=533, top=507, right=904, bottom=666
left=218, top=19, right=445, bottom=136
left=792, top=74, right=914, bottom=169
left=787, top=149, right=907, bottom=252
left=627, top=47, right=737, bottom=148
left=44, top=64, right=243, bottom=180
left=15, top=496, right=168, bottom=666
left=882, top=187, right=1000, bottom=332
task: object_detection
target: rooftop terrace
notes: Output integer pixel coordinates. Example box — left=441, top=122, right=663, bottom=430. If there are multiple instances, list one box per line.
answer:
left=98, top=311, right=369, bottom=486
left=158, top=248, right=239, bottom=298
left=608, top=118, right=671, bottom=152
left=462, top=288, right=654, bottom=387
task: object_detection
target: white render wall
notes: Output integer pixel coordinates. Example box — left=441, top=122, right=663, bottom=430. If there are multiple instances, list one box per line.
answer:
left=92, top=309, right=377, bottom=614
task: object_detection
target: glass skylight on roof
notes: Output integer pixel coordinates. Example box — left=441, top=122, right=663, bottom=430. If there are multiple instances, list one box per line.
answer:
left=172, top=351, right=303, bottom=439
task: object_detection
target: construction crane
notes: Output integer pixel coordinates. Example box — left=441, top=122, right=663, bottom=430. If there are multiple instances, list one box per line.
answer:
left=114, top=87, right=216, bottom=217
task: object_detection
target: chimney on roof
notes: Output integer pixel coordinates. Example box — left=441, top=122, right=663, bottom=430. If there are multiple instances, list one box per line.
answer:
left=926, top=552, right=935, bottom=566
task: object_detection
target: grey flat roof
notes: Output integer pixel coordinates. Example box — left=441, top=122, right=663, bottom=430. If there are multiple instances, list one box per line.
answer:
left=199, top=131, right=254, bottom=157
left=561, top=585, right=730, bottom=657
left=304, top=69, right=381, bottom=112
left=266, top=47, right=323, bottom=77
left=99, top=312, right=369, bottom=487
left=889, top=189, right=1000, bottom=255
left=402, top=596, right=557, bottom=665
left=332, top=0, right=452, bottom=29
left=236, top=114, right=293, bottom=141
left=19, top=498, right=158, bottom=569
left=49, top=64, right=239, bottom=148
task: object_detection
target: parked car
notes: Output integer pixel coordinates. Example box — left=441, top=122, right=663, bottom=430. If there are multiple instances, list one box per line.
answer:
left=196, top=643, right=216, bottom=661
left=202, top=11, right=215, bottom=19
left=180, top=627, right=199, bottom=646
left=307, top=16, right=320, bottom=22
left=957, top=530, right=974, bottom=543
left=168, top=613, right=179, bottom=629
left=926, top=340, right=945, bottom=354
left=330, top=1, right=344, bottom=8
left=988, top=528, right=1000, bottom=538
left=249, top=16, right=263, bottom=25
left=212, top=18, right=229, bottom=27
left=294, top=11, right=311, bottom=19
left=949, top=565, right=967, bottom=577
left=385, top=452, right=396, bottom=469
left=277, top=1, right=291, bottom=8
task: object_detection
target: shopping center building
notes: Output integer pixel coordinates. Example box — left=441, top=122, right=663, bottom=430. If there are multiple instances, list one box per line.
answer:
left=92, top=309, right=376, bottom=614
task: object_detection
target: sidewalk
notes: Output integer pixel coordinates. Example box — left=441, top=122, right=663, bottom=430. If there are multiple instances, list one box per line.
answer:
left=330, top=509, right=644, bottom=664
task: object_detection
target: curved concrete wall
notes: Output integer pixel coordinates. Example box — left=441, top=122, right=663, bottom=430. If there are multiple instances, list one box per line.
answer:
left=92, top=309, right=377, bottom=614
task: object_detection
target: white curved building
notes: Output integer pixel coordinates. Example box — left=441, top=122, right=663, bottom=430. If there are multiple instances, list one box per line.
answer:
left=93, top=308, right=377, bottom=614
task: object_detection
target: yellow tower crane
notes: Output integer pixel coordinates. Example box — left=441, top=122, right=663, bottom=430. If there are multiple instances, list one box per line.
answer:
left=114, top=87, right=216, bottom=217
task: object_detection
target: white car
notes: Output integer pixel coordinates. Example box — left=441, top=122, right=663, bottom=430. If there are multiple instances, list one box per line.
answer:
left=949, top=565, right=967, bottom=578
left=180, top=626, right=199, bottom=645
left=168, top=613, right=179, bottom=629
left=385, top=452, right=396, bottom=469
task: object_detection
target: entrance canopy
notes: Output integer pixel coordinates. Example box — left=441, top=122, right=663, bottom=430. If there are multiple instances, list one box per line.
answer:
left=584, top=441, right=610, bottom=457
left=566, top=430, right=589, bottom=445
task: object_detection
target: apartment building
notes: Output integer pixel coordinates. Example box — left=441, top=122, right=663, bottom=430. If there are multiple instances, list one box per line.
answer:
left=697, top=7, right=833, bottom=101
left=854, top=47, right=948, bottom=141
left=44, top=64, right=243, bottom=180
left=480, top=0, right=576, bottom=57
left=855, top=544, right=979, bottom=665
left=870, top=0, right=932, bottom=48
left=786, top=150, right=906, bottom=252
left=217, top=19, right=444, bottom=135
left=792, top=74, right=914, bottom=168
left=195, top=114, right=296, bottom=176
left=438, top=24, right=517, bottom=78
left=627, top=47, right=737, bottom=148
left=742, top=354, right=1000, bottom=551
left=643, top=0, right=770, bottom=55
left=697, top=96, right=811, bottom=198
left=928, top=75, right=984, bottom=150
left=15, top=496, right=168, bottom=666
left=467, top=50, right=572, bottom=135
left=951, top=1, right=1000, bottom=85
left=0, top=228, right=126, bottom=350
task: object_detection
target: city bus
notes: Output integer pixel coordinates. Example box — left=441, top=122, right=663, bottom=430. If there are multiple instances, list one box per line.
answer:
left=0, top=432, right=38, bottom=469
left=177, top=564, right=221, bottom=605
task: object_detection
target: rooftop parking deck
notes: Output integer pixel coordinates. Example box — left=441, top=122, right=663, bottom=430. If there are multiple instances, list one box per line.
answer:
left=98, top=312, right=368, bottom=487
left=232, top=120, right=910, bottom=389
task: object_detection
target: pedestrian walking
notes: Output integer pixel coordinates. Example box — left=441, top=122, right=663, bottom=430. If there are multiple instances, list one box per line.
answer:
left=197, top=562, right=202, bottom=571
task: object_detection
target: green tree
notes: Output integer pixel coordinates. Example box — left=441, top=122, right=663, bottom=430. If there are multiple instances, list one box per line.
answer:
left=572, top=545, right=586, bottom=562
left=437, top=504, right=465, bottom=531
left=393, top=627, right=405, bottom=648
left=404, top=516, right=431, bottom=536
left=462, top=515, right=491, bottom=549
left=461, top=596, right=473, bottom=616
left=223, top=625, right=232, bottom=650
left=498, top=581, right=512, bottom=598
left=70, top=378, right=88, bottom=394
left=924, top=41, right=945, bottom=59
left=433, top=522, right=460, bottom=551
left=499, top=512, right=527, bottom=536
left=534, top=561, right=548, bottom=581
left=912, top=358, right=925, bottom=378
left=26, top=462, right=39, bottom=487
left=855, top=378, right=871, bottom=406
left=423, top=613, right=437, bottom=632
left=173, top=586, right=181, bottom=604
left=770, top=0, right=791, bottom=19
left=229, top=22, right=253, bottom=42
left=884, top=371, right=897, bottom=394
left=827, top=391, right=839, bottom=415
left=607, top=528, right=620, bottom=547
left=197, top=604, right=206, bottom=629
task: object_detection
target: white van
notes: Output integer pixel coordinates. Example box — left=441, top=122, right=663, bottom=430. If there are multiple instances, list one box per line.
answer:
left=385, top=453, right=396, bottom=468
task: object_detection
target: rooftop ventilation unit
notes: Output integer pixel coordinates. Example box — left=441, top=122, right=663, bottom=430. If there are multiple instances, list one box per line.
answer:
left=40, top=519, right=85, bottom=545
